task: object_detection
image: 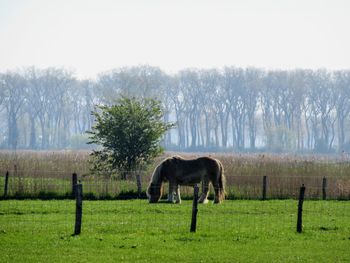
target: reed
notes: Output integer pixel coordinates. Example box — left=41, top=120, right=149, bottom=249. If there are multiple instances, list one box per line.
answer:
left=1, top=150, right=349, bottom=199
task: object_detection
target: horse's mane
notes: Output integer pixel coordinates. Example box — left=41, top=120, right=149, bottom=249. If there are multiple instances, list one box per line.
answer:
left=168, top=155, right=185, bottom=161
left=150, top=163, right=163, bottom=184
left=150, top=155, right=185, bottom=184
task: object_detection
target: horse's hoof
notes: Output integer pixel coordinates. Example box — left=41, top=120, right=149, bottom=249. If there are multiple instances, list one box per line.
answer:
left=198, top=199, right=209, bottom=204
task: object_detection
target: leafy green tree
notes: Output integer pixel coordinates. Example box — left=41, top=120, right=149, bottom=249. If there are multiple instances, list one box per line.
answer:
left=88, top=97, right=174, bottom=195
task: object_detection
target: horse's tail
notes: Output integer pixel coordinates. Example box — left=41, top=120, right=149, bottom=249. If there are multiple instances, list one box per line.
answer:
left=217, top=160, right=226, bottom=202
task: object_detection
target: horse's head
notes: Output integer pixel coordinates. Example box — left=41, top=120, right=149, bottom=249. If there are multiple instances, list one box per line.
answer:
left=147, top=183, right=163, bottom=203
left=147, top=162, right=165, bottom=203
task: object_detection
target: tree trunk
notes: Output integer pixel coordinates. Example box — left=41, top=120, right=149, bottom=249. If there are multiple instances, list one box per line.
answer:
left=136, top=173, right=142, bottom=198
left=121, top=171, right=128, bottom=180
left=29, top=116, right=37, bottom=149
left=8, top=111, right=18, bottom=150
left=338, top=115, right=345, bottom=152
left=220, top=113, right=228, bottom=148
left=204, top=113, right=211, bottom=147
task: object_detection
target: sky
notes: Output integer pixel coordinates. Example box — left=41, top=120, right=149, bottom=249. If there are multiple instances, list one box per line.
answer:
left=0, top=0, right=350, bottom=79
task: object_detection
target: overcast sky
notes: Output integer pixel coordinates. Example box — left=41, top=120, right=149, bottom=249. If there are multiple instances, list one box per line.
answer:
left=0, top=0, right=349, bottom=79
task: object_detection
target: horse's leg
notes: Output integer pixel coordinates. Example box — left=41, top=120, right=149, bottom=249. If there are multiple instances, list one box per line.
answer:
left=213, top=181, right=221, bottom=204
left=175, top=184, right=181, bottom=204
left=167, top=181, right=175, bottom=203
left=198, top=180, right=209, bottom=204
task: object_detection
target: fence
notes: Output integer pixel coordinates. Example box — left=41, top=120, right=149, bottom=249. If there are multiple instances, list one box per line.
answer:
left=2, top=169, right=350, bottom=200
left=1, top=170, right=349, bottom=239
left=0, top=170, right=150, bottom=200
left=1, top=187, right=349, bottom=238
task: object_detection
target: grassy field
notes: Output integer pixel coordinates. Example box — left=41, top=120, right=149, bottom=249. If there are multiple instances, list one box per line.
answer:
left=0, top=199, right=349, bottom=262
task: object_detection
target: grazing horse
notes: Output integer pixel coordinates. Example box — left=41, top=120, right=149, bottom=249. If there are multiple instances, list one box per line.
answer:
left=147, top=156, right=225, bottom=204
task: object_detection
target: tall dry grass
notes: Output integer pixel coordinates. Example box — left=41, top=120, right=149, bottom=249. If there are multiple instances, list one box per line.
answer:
left=0, top=150, right=350, bottom=199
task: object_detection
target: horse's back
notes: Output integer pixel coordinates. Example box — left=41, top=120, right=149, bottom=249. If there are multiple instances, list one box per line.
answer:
left=162, top=156, right=221, bottom=185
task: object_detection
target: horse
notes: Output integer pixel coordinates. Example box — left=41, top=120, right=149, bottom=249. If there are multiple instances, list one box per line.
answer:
left=147, top=156, right=225, bottom=204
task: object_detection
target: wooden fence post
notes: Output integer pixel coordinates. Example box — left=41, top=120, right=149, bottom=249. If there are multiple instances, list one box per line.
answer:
left=322, top=177, right=327, bottom=200
left=3, top=171, right=9, bottom=198
left=190, top=184, right=199, bottom=232
left=262, top=175, right=267, bottom=200
left=297, top=184, right=306, bottom=233
left=72, top=173, right=77, bottom=198
left=74, top=183, right=83, bottom=235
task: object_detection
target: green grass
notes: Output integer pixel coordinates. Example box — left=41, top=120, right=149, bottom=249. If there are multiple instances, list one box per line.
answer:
left=0, top=200, right=349, bottom=262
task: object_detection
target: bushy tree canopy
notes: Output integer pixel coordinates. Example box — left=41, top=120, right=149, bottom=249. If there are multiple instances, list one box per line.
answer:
left=88, top=97, right=174, bottom=176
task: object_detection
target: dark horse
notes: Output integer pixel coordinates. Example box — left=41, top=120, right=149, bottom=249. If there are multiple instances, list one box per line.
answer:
left=147, top=156, right=225, bottom=204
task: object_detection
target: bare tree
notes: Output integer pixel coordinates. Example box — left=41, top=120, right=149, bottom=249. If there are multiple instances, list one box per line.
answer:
left=334, top=70, right=350, bottom=152
left=1, top=72, right=26, bottom=149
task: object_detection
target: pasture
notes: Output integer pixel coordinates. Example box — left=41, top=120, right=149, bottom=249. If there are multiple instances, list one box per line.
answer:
left=0, top=151, right=349, bottom=262
left=0, top=199, right=349, bottom=262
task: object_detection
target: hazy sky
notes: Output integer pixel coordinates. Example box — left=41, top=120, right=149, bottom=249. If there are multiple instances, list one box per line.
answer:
left=0, top=0, right=349, bottom=78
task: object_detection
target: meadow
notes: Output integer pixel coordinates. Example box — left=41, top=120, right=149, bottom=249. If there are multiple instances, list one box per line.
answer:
left=1, top=151, right=350, bottom=262
left=0, top=199, right=349, bottom=262
left=1, top=150, right=350, bottom=200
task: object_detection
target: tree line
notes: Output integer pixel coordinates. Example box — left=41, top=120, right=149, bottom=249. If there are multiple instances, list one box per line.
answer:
left=1, top=65, right=350, bottom=153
